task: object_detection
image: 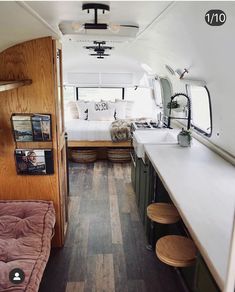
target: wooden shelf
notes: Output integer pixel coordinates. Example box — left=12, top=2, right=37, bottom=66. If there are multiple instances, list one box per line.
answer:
left=16, top=141, right=53, bottom=149
left=0, top=80, right=32, bottom=92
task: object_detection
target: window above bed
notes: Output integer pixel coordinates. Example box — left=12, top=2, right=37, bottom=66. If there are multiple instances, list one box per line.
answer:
left=77, top=87, right=123, bottom=102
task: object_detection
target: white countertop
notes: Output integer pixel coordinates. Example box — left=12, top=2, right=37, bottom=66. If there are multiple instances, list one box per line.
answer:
left=144, top=140, right=235, bottom=290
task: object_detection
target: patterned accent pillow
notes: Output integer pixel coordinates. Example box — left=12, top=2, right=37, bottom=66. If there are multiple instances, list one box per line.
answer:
left=94, top=102, right=109, bottom=111
left=88, top=102, right=115, bottom=121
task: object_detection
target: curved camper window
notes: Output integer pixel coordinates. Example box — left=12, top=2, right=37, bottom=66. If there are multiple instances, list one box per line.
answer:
left=187, top=85, right=212, bottom=136
left=159, top=78, right=173, bottom=118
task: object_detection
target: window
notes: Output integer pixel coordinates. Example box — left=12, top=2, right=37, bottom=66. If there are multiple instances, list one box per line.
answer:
left=153, top=78, right=163, bottom=108
left=187, top=85, right=212, bottom=136
left=77, top=88, right=123, bottom=101
left=160, top=78, right=173, bottom=118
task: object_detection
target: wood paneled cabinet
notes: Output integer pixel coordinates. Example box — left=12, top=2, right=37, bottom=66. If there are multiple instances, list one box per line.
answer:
left=53, top=40, right=69, bottom=242
left=0, top=37, right=68, bottom=247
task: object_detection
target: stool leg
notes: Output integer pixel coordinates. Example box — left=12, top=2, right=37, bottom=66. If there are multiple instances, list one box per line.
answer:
left=146, top=219, right=155, bottom=251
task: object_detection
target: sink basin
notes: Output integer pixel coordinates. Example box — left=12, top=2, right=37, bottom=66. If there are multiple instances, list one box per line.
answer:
left=133, top=129, right=178, bottom=159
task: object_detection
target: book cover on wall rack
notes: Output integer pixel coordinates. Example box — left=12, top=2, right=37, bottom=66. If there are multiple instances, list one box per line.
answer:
left=15, top=149, right=54, bottom=175
left=12, top=115, right=33, bottom=142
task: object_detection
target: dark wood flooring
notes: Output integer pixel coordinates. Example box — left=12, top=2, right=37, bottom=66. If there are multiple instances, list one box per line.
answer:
left=39, top=161, right=184, bottom=292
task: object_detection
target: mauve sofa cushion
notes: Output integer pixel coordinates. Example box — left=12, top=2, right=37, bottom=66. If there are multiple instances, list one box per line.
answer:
left=0, top=200, right=55, bottom=292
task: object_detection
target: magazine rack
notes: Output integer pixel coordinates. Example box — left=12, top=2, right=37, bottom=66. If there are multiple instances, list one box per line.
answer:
left=15, top=149, right=54, bottom=175
left=11, top=113, right=52, bottom=142
left=11, top=113, right=54, bottom=175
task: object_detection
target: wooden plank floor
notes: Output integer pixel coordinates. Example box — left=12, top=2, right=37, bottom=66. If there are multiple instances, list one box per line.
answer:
left=39, top=161, right=184, bottom=292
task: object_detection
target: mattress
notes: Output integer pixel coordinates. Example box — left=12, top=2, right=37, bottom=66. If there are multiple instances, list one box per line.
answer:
left=0, top=200, right=55, bottom=292
left=66, top=119, right=112, bottom=141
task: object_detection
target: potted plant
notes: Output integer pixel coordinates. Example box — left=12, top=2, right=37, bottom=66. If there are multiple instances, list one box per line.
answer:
left=177, top=128, right=192, bottom=147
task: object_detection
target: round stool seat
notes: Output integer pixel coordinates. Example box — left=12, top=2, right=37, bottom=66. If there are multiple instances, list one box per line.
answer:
left=147, top=203, right=180, bottom=224
left=156, top=235, right=197, bottom=267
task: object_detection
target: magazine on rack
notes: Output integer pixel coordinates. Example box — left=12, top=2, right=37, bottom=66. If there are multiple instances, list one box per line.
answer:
left=31, top=114, right=51, bottom=141
left=12, top=115, right=33, bottom=142
left=15, top=149, right=54, bottom=175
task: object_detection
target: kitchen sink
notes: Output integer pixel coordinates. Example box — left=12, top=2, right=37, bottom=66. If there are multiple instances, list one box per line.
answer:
left=132, top=129, right=178, bottom=159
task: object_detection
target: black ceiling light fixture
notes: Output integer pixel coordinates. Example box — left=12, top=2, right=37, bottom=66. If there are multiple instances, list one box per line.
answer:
left=58, top=3, right=139, bottom=36
left=85, top=41, right=113, bottom=59
left=82, top=3, right=109, bottom=30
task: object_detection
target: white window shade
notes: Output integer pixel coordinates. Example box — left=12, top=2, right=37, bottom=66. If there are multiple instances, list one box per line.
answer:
left=67, top=72, right=133, bottom=87
left=67, top=73, right=99, bottom=85
left=100, top=73, right=133, bottom=85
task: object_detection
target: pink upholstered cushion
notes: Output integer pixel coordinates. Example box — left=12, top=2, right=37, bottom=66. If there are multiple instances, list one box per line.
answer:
left=0, top=200, right=55, bottom=292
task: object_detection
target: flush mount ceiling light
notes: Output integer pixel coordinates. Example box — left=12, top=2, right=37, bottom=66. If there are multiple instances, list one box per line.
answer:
left=85, top=41, right=113, bottom=59
left=59, top=3, right=139, bottom=37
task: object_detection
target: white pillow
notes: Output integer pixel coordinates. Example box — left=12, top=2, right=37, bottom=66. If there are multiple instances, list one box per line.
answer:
left=76, top=101, right=90, bottom=120
left=113, top=101, right=127, bottom=119
left=115, top=99, right=134, bottom=118
left=88, top=102, right=115, bottom=121
left=66, top=101, right=79, bottom=119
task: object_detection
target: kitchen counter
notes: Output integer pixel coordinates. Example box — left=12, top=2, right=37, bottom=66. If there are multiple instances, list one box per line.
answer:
left=144, top=140, right=235, bottom=290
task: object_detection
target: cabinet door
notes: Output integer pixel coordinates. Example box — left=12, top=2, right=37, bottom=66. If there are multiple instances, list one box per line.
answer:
left=194, top=255, right=220, bottom=292
left=144, top=159, right=155, bottom=237
left=131, top=151, right=136, bottom=191
left=135, top=157, right=141, bottom=206
left=139, top=159, right=147, bottom=224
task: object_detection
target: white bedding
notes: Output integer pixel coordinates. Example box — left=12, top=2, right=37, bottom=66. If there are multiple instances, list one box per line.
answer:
left=66, top=119, right=112, bottom=141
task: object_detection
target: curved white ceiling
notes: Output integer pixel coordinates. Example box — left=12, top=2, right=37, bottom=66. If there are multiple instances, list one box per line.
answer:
left=0, top=1, right=235, bottom=154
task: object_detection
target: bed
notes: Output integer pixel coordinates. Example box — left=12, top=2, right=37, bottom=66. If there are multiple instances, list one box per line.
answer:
left=66, top=119, right=132, bottom=148
left=0, top=200, right=55, bottom=292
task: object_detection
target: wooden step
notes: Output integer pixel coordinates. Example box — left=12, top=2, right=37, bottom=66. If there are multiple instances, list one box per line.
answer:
left=156, top=235, right=197, bottom=267
left=147, top=203, right=180, bottom=224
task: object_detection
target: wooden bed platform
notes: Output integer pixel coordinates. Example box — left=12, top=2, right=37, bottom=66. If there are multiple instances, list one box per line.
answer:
left=68, top=140, right=132, bottom=162
left=68, top=140, right=132, bottom=148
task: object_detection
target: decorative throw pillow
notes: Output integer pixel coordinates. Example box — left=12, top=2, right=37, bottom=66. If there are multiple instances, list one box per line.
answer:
left=94, top=101, right=109, bottom=111
left=76, top=101, right=90, bottom=120
left=66, top=101, right=79, bottom=119
left=88, top=102, right=115, bottom=121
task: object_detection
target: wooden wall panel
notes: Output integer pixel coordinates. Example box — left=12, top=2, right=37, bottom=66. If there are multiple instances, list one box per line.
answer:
left=0, top=37, right=63, bottom=246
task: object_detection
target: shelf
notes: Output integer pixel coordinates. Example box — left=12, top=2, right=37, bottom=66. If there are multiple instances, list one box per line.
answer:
left=0, top=80, right=32, bottom=92
left=16, top=141, right=53, bottom=149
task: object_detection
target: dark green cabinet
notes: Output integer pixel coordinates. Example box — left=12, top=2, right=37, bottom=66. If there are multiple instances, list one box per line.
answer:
left=131, top=152, right=220, bottom=292
left=194, top=255, right=220, bottom=292
left=139, top=158, right=148, bottom=223
left=130, top=151, right=136, bottom=192
left=135, top=157, right=141, bottom=206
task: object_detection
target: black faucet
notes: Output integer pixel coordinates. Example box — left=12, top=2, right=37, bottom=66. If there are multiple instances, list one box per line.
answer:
left=167, top=93, right=191, bottom=130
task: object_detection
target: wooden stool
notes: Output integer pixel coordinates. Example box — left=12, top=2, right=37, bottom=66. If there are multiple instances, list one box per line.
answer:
left=147, top=203, right=180, bottom=224
left=156, top=235, right=197, bottom=267
left=146, top=203, right=181, bottom=249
